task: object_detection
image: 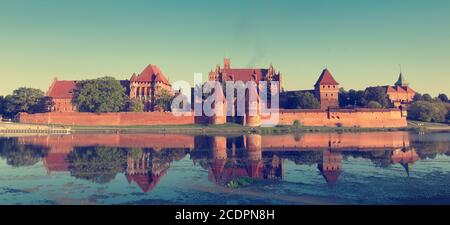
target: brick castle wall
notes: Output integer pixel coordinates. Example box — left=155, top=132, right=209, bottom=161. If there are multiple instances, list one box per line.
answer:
left=276, top=108, right=407, bottom=128
left=19, top=112, right=195, bottom=126
left=19, top=108, right=407, bottom=128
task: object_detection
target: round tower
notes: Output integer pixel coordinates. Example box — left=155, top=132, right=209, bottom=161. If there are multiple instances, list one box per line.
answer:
left=211, top=82, right=227, bottom=125
left=245, top=83, right=261, bottom=127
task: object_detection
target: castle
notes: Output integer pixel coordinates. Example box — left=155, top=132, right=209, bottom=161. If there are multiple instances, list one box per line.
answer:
left=46, top=64, right=173, bottom=112
left=380, top=72, right=416, bottom=108
left=21, top=58, right=410, bottom=128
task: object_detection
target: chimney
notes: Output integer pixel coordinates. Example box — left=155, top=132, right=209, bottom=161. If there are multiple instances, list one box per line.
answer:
left=224, top=58, right=231, bottom=69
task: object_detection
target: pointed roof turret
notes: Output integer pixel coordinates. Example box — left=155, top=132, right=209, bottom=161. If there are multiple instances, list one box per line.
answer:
left=315, top=69, right=339, bottom=86
left=395, top=72, right=409, bottom=86
left=130, top=73, right=137, bottom=82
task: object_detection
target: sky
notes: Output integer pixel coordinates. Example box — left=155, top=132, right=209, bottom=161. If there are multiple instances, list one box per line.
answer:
left=0, top=0, right=449, bottom=96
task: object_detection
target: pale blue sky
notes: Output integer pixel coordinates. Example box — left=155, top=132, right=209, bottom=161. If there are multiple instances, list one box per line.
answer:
left=0, top=0, right=449, bottom=95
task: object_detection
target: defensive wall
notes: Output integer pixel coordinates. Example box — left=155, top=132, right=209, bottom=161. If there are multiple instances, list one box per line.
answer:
left=18, top=107, right=407, bottom=128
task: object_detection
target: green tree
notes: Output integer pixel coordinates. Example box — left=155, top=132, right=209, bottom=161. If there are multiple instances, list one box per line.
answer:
left=155, top=89, right=175, bottom=112
left=408, top=100, right=448, bottom=122
left=0, top=96, right=4, bottom=117
left=413, top=93, right=423, bottom=102
left=348, top=89, right=367, bottom=107
left=438, top=93, right=449, bottom=103
left=338, top=88, right=350, bottom=107
left=285, top=92, right=320, bottom=109
left=367, top=101, right=383, bottom=109
left=364, top=87, right=390, bottom=108
left=72, top=77, right=127, bottom=113
left=2, top=87, right=53, bottom=118
left=445, top=103, right=450, bottom=121
left=422, top=93, right=433, bottom=102
left=127, top=99, right=144, bottom=112
left=32, top=96, right=53, bottom=113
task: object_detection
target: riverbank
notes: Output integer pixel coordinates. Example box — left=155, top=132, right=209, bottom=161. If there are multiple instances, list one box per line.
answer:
left=2, top=121, right=448, bottom=135
left=407, top=120, right=450, bottom=132
left=0, top=122, right=71, bottom=135
left=68, top=123, right=414, bottom=135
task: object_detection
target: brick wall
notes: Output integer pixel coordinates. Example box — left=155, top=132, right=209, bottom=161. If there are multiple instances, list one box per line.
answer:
left=19, top=112, right=195, bottom=126
left=277, top=108, right=407, bottom=128
left=19, top=108, right=407, bottom=128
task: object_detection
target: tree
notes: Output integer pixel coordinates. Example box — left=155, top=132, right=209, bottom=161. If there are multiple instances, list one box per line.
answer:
left=155, top=89, right=175, bottom=112
left=72, top=77, right=128, bottom=113
left=367, top=101, right=383, bottom=109
left=127, top=99, right=144, bottom=112
left=438, top=93, right=449, bottom=103
left=0, top=96, right=4, bottom=117
left=285, top=92, right=320, bottom=109
left=408, top=100, right=448, bottom=122
left=445, top=102, right=450, bottom=121
left=2, top=87, right=53, bottom=118
left=364, top=87, right=390, bottom=108
left=422, top=94, right=433, bottom=102
left=348, top=89, right=367, bottom=107
left=338, top=88, right=350, bottom=107
left=413, top=93, right=423, bottom=102
left=32, top=96, right=53, bottom=113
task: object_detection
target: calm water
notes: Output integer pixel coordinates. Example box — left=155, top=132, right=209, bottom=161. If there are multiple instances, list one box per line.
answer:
left=0, top=131, right=449, bottom=205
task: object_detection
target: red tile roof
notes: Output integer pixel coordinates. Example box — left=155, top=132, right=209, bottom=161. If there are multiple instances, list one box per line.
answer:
left=131, top=64, right=170, bottom=85
left=383, top=85, right=416, bottom=94
left=47, top=80, right=76, bottom=99
left=315, top=69, right=339, bottom=85
left=220, top=68, right=269, bottom=82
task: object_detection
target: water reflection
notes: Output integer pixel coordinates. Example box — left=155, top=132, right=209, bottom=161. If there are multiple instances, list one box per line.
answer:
left=0, top=132, right=449, bottom=193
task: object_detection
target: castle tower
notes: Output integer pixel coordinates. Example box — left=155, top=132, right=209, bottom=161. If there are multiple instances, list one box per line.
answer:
left=211, top=82, right=227, bottom=125
left=395, top=72, right=409, bottom=87
left=224, top=58, right=231, bottom=70
left=245, top=82, right=261, bottom=127
left=129, top=64, right=173, bottom=111
left=314, top=69, right=339, bottom=110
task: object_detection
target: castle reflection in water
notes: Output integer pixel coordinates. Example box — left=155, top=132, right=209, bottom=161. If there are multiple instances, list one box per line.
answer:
left=3, top=132, right=438, bottom=193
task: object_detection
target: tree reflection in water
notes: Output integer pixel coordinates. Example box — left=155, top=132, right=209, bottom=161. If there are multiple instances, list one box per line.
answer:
left=0, top=138, right=49, bottom=167
left=67, top=147, right=128, bottom=184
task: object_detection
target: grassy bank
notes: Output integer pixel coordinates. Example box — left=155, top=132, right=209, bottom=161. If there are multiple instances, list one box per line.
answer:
left=407, top=120, right=450, bottom=132
left=67, top=122, right=415, bottom=135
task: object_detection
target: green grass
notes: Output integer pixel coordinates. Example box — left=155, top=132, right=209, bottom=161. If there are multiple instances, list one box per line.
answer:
left=66, top=122, right=414, bottom=135
left=407, top=120, right=450, bottom=132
